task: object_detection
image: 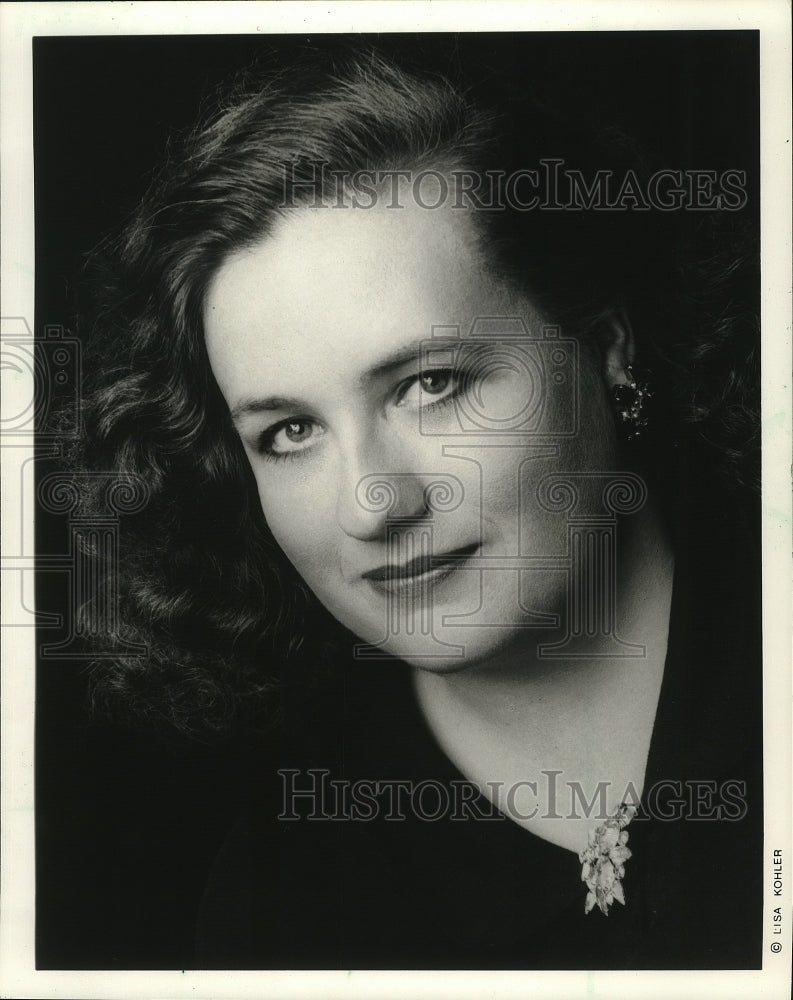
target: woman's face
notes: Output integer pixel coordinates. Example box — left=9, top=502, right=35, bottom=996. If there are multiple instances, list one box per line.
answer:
left=204, top=193, right=619, bottom=670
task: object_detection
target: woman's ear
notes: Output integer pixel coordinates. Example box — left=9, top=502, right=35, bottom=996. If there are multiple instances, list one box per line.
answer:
left=599, top=309, right=636, bottom=388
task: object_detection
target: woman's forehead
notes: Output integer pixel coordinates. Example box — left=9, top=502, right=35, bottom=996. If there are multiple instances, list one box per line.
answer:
left=202, top=200, right=529, bottom=399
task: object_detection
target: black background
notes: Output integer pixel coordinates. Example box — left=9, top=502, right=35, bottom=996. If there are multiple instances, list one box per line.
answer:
left=34, top=32, right=759, bottom=969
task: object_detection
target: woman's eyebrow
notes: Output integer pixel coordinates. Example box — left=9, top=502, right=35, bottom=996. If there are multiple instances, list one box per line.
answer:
left=230, top=339, right=437, bottom=423
left=230, top=395, right=304, bottom=424
left=363, top=339, right=427, bottom=383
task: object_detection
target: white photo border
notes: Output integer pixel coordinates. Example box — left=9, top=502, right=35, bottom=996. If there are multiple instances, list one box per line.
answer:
left=1, top=2, right=790, bottom=998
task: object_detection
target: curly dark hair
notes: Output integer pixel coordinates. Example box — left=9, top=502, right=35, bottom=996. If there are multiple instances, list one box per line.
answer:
left=61, top=46, right=759, bottom=735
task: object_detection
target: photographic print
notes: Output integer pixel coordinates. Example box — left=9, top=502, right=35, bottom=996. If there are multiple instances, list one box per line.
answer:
left=1, top=3, right=790, bottom=998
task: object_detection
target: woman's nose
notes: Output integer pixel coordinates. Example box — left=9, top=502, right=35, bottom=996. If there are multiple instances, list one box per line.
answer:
left=334, top=435, right=430, bottom=541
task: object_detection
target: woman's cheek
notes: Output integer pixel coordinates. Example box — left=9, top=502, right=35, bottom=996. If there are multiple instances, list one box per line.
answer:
left=255, top=472, right=337, bottom=578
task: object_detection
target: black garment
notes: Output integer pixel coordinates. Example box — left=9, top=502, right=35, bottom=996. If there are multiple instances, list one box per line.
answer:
left=196, top=523, right=763, bottom=969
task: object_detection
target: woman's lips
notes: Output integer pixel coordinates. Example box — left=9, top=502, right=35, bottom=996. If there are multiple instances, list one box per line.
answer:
left=362, top=542, right=480, bottom=596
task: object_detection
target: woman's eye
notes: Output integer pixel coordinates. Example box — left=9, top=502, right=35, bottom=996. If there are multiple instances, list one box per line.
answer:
left=261, top=418, right=324, bottom=458
left=420, top=370, right=454, bottom=395
left=399, top=369, right=459, bottom=408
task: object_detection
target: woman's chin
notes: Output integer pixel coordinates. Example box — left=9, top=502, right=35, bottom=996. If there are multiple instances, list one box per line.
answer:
left=351, top=620, right=533, bottom=673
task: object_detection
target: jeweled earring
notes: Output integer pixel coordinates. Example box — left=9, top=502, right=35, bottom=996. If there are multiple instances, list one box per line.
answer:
left=611, top=366, right=653, bottom=442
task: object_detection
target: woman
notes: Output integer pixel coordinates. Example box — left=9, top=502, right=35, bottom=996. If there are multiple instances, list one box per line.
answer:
left=51, top=39, right=761, bottom=968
